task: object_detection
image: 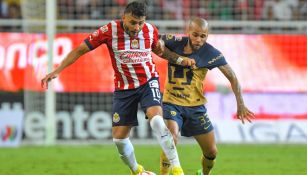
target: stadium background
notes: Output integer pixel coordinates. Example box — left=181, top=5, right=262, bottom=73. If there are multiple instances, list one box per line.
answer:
left=0, top=0, right=307, bottom=174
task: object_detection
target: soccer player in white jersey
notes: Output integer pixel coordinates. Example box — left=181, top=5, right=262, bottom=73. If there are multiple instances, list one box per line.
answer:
left=41, top=1, right=195, bottom=175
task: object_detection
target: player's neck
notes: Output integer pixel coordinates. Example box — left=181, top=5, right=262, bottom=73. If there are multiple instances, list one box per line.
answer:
left=183, top=40, right=193, bottom=54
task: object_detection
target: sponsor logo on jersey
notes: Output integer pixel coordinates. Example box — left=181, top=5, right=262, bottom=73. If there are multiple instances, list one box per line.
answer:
left=168, top=91, right=190, bottom=99
left=208, top=54, right=223, bottom=64
left=149, top=80, right=159, bottom=88
left=118, top=51, right=150, bottom=63
left=175, top=36, right=182, bottom=41
left=113, top=113, right=120, bottom=123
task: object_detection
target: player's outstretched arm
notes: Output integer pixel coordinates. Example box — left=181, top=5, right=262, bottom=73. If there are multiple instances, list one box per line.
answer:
left=41, top=42, right=90, bottom=89
left=218, top=64, right=255, bottom=124
left=162, top=47, right=196, bottom=68
left=153, top=39, right=196, bottom=68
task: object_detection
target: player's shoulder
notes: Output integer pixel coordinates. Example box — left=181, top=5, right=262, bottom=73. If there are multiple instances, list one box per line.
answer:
left=96, top=21, right=114, bottom=36
left=161, top=34, right=187, bottom=51
left=199, top=42, right=222, bottom=56
left=161, top=34, right=187, bottom=47
left=195, top=42, right=226, bottom=68
left=143, top=22, right=159, bottom=32
left=201, top=42, right=220, bottom=53
left=144, top=22, right=157, bottom=28
left=161, top=34, right=186, bottom=42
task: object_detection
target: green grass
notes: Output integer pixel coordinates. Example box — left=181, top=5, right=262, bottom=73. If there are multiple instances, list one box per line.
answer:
left=0, top=144, right=306, bottom=175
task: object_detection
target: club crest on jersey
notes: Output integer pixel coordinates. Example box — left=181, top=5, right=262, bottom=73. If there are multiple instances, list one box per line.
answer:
left=166, top=34, right=174, bottom=40
left=131, top=39, right=140, bottom=49
left=170, top=111, right=177, bottom=116
left=113, top=113, right=120, bottom=123
left=100, top=25, right=108, bottom=33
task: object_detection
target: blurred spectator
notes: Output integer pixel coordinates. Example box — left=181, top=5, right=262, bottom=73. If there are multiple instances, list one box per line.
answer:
left=90, top=0, right=103, bottom=19
left=299, top=0, right=307, bottom=20
left=161, top=0, right=183, bottom=20
left=191, top=0, right=210, bottom=19
left=285, top=0, right=299, bottom=20
left=235, top=0, right=248, bottom=20
left=5, top=0, right=20, bottom=18
left=266, top=4, right=275, bottom=21
left=248, top=0, right=264, bottom=20
left=104, top=0, right=122, bottom=19
left=208, top=0, right=221, bottom=20
left=76, top=0, right=90, bottom=19
left=0, top=0, right=8, bottom=18
left=58, top=0, right=75, bottom=19
left=220, top=0, right=234, bottom=20
left=1, top=0, right=306, bottom=21
left=146, top=0, right=164, bottom=20
left=262, top=0, right=277, bottom=20
left=7, top=3, right=20, bottom=19
left=273, top=0, right=293, bottom=20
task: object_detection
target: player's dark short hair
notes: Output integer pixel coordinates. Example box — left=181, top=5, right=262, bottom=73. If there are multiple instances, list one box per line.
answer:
left=124, top=1, right=147, bottom=17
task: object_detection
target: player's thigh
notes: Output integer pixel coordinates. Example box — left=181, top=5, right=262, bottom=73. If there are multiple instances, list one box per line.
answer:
left=194, top=131, right=217, bottom=157
left=181, top=106, right=213, bottom=137
left=112, top=126, right=133, bottom=139
left=112, top=90, right=139, bottom=126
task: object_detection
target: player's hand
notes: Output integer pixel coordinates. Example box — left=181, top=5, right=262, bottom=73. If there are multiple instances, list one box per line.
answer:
left=181, top=57, right=197, bottom=69
left=236, top=105, right=255, bottom=124
left=153, top=39, right=165, bottom=56
left=41, top=72, right=58, bottom=89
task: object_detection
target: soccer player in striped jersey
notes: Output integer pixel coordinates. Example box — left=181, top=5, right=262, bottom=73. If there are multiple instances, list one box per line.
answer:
left=159, top=17, right=255, bottom=175
left=41, top=1, right=195, bottom=175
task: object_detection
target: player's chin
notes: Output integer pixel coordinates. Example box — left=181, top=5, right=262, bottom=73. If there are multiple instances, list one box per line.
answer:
left=193, top=45, right=201, bottom=50
left=131, top=30, right=140, bottom=36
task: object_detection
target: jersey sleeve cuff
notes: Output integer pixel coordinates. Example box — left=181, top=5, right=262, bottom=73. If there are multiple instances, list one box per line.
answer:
left=84, top=39, right=94, bottom=50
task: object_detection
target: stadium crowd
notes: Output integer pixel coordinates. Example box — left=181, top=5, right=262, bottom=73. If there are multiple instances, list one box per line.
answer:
left=0, top=0, right=307, bottom=21
left=56, top=0, right=307, bottom=21
left=0, top=0, right=21, bottom=19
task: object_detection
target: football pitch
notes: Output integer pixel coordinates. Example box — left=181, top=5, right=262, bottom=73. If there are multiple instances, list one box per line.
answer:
left=0, top=144, right=306, bottom=175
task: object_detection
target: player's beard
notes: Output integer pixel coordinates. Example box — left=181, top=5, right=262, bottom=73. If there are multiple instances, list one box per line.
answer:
left=188, top=38, right=201, bottom=52
left=123, top=24, right=140, bottom=37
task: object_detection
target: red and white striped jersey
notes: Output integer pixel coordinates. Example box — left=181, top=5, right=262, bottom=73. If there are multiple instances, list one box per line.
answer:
left=84, top=20, right=159, bottom=90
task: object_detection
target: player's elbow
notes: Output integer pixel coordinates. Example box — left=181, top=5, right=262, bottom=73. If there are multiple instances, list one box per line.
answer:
left=75, top=43, right=90, bottom=55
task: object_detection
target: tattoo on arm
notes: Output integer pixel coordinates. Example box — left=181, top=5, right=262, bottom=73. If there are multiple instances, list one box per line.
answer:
left=219, top=64, right=244, bottom=106
left=161, top=47, right=180, bottom=64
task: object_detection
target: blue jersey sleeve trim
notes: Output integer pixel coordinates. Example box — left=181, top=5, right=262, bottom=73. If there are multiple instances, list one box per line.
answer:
left=207, top=61, right=228, bottom=70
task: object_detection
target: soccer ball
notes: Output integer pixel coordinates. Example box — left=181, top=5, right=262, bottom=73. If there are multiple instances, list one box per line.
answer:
left=137, top=171, right=157, bottom=175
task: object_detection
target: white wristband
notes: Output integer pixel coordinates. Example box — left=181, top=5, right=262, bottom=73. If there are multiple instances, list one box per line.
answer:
left=176, top=57, right=184, bottom=65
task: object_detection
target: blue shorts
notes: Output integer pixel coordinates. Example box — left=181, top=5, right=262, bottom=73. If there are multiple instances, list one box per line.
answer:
left=163, top=103, right=213, bottom=137
left=112, top=78, right=161, bottom=126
